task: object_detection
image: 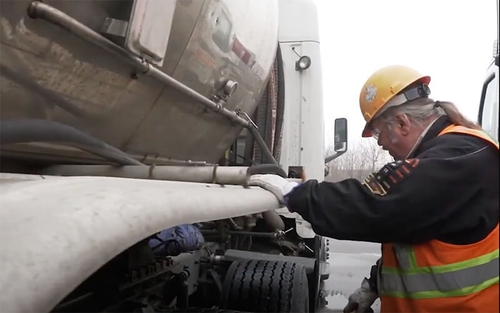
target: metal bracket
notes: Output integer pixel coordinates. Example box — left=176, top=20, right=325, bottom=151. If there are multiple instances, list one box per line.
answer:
left=100, top=18, right=128, bottom=38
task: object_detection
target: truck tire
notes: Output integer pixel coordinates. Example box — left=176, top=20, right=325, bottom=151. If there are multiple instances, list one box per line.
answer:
left=221, top=260, right=309, bottom=312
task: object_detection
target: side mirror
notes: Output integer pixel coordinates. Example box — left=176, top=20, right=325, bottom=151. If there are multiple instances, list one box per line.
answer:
left=334, top=118, right=348, bottom=152
left=325, top=118, right=348, bottom=164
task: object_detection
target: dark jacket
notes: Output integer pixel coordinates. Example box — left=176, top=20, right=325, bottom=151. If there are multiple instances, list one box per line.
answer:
left=286, top=116, right=498, bottom=245
left=286, top=116, right=499, bottom=293
left=287, top=117, right=499, bottom=240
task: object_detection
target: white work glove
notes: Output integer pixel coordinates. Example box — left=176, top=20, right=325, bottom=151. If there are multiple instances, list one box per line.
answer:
left=248, top=174, right=300, bottom=205
left=343, top=278, right=378, bottom=313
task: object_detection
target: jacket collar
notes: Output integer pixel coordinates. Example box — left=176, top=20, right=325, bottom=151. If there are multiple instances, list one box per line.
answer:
left=407, top=115, right=452, bottom=158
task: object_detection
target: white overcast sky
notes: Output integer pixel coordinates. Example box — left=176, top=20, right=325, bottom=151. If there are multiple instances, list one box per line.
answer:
left=314, top=0, right=498, bottom=145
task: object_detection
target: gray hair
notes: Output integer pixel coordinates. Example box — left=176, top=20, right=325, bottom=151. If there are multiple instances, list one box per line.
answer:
left=378, top=97, right=481, bottom=130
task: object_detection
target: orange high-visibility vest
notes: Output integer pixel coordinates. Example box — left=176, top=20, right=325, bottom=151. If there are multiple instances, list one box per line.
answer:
left=379, top=125, right=499, bottom=313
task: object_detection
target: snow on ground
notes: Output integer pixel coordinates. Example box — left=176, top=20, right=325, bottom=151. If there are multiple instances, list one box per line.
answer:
left=320, top=239, right=381, bottom=313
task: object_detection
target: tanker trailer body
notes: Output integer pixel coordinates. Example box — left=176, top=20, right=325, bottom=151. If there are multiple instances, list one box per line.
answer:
left=0, top=0, right=278, bottom=164
left=0, top=0, right=349, bottom=312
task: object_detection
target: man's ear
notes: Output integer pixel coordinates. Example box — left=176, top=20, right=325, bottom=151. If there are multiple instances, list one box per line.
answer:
left=395, top=113, right=411, bottom=136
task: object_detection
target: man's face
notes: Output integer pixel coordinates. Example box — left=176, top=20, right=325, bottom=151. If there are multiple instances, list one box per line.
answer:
left=369, top=116, right=412, bottom=160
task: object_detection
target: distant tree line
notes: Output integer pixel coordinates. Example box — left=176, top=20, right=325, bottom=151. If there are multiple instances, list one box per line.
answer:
left=325, top=140, right=392, bottom=182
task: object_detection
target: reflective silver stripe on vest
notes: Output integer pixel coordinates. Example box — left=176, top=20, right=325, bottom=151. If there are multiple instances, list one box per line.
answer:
left=392, top=244, right=415, bottom=270
left=381, top=257, right=499, bottom=293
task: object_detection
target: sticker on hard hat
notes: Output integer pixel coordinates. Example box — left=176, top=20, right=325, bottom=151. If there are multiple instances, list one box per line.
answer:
left=364, top=84, right=377, bottom=102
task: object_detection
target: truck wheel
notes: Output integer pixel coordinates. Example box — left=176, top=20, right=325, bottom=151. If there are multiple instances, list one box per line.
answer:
left=221, top=260, right=309, bottom=312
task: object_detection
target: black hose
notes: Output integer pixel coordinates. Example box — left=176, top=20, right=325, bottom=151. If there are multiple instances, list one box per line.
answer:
left=247, top=164, right=287, bottom=178
left=247, top=125, right=279, bottom=166
left=273, top=46, right=285, bottom=157
left=0, top=119, right=143, bottom=166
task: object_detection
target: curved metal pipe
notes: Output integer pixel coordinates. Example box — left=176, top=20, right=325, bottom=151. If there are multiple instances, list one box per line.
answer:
left=26, top=1, right=250, bottom=128
left=41, top=164, right=250, bottom=186
left=43, top=163, right=289, bottom=185
left=248, top=164, right=287, bottom=178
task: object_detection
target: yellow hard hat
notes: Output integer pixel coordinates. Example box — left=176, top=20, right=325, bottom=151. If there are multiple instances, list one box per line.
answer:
left=359, top=65, right=431, bottom=137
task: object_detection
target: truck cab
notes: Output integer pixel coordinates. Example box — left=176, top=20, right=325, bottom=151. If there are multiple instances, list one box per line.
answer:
left=477, top=41, right=499, bottom=142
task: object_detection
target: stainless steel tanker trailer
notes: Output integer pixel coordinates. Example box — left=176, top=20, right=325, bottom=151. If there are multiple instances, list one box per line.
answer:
left=0, top=0, right=349, bottom=312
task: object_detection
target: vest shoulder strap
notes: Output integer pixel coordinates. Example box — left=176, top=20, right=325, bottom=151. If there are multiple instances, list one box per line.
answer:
left=438, top=125, right=499, bottom=150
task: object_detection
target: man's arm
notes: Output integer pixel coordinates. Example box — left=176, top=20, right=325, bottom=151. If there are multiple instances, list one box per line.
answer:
left=285, top=135, right=496, bottom=243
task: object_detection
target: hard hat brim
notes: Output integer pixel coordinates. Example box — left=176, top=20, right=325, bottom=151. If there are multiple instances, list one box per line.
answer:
left=362, top=123, right=372, bottom=138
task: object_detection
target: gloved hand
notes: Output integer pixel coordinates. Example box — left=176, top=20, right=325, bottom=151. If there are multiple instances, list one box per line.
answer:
left=248, top=174, right=300, bottom=205
left=343, top=278, right=378, bottom=313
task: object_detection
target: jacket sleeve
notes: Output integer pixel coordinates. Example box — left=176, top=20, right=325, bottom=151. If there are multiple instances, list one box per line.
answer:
left=285, top=135, right=495, bottom=243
